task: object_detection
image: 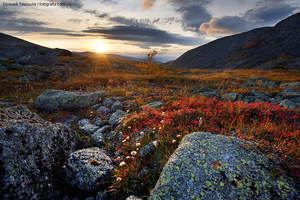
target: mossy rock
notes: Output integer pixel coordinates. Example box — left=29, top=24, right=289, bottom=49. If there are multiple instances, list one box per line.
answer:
left=150, top=132, right=299, bottom=200
left=35, top=90, right=107, bottom=113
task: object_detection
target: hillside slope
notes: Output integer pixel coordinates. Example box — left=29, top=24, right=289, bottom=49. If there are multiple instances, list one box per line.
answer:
left=0, top=33, right=72, bottom=66
left=168, top=12, right=300, bottom=69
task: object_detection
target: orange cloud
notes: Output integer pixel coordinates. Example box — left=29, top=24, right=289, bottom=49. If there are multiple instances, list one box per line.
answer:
left=143, top=0, right=155, bottom=9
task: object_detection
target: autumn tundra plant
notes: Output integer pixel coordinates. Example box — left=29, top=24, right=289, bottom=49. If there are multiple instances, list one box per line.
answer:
left=110, top=96, right=300, bottom=196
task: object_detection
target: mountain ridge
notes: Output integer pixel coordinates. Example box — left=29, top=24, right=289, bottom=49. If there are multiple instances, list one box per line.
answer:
left=168, top=12, right=300, bottom=69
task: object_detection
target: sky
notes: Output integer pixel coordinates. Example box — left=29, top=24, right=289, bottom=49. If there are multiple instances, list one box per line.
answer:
left=0, top=0, right=300, bottom=61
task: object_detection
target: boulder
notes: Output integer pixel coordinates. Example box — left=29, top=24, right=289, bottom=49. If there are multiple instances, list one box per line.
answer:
left=109, top=110, right=126, bottom=126
left=0, top=106, right=75, bottom=200
left=150, top=132, right=299, bottom=200
left=35, top=90, right=106, bottom=113
left=64, top=147, right=114, bottom=192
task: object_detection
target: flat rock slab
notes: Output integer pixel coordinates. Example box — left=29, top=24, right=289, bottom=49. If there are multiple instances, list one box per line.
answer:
left=35, top=90, right=106, bottom=113
left=150, top=132, right=299, bottom=200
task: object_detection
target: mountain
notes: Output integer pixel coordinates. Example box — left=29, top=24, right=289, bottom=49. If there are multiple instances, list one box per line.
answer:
left=0, top=33, right=72, bottom=66
left=168, top=12, right=300, bottom=69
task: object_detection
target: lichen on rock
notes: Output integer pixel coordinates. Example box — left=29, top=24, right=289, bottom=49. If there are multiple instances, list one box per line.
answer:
left=150, top=132, right=300, bottom=200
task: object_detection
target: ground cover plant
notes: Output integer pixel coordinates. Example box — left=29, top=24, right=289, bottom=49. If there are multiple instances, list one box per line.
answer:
left=111, top=97, right=300, bottom=197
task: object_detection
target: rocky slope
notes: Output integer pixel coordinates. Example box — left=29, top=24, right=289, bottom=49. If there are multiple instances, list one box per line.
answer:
left=0, top=33, right=72, bottom=66
left=168, top=12, right=300, bottom=69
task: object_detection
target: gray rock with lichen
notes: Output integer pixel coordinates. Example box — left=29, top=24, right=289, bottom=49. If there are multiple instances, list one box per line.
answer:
left=150, top=132, right=299, bottom=200
left=35, top=90, right=106, bottom=113
left=0, top=106, right=75, bottom=200
left=64, top=147, right=114, bottom=192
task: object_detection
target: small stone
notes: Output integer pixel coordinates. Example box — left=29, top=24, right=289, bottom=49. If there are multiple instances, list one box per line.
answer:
left=94, top=117, right=106, bottom=126
left=79, top=123, right=100, bottom=134
left=97, top=106, right=111, bottom=115
left=103, top=97, right=115, bottom=107
left=222, top=93, right=238, bottom=101
left=139, top=142, right=156, bottom=158
left=144, top=101, right=164, bottom=108
left=111, top=100, right=123, bottom=112
left=77, top=119, right=90, bottom=127
left=280, top=99, right=298, bottom=109
left=91, top=132, right=105, bottom=147
left=109, top=110, right=126, bottom=126
left=126, top=195, right=143, bottom=200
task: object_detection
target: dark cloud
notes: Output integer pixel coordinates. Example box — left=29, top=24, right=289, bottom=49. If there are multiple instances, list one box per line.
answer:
left=168, top=0, right=212, bottom=31
left=199, top=1, right=297, bottom=36
left=244, top=2, right=296, bottom=24
left=0, top=7, right=71, bottom=33
left=83, top=25, right=198, bottom=46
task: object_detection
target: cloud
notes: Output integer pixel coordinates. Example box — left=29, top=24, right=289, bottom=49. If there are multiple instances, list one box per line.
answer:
left=200, top=16, right=249, bottom=36
left=47, top=0, right=83, bottom=9
left=143, top=0, right=156, bottom=9
left=244, top=2, right=296, bottom=24
left=83, top=25, right=198, bottom=46
left=199, top=0, right=297, bottom=36
left=168, top=0, right=212, bottom=31
left=0, top=7, right=71, bottom=33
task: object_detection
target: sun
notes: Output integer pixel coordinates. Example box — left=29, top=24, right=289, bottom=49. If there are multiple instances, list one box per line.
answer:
left=93, top=41, right=109, bottom=53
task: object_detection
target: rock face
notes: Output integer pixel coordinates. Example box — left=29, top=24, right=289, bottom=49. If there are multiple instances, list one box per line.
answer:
left=64, top=147, right=114, bottom=192
left=35, top=90, right=106, bottom=112
left=150, top=132, right=299, bottom=200
left=0, top=106, right=75, bottom=200
left=168, top=12, right=300, bottom=69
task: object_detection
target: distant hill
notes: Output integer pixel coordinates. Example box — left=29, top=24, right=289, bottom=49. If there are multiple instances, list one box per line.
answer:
left=0, top=33, right=72, bottom=66
left=168, top=12, right=300, bottom=69
left=74, top=52, right=144, bottom=62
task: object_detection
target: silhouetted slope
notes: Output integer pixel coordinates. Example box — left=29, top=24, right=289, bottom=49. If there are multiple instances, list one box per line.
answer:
left=0, top=33, right=72, bottom=66
left=168, top=12, right=300, bottom=69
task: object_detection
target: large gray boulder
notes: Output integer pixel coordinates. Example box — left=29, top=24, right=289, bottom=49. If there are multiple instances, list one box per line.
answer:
left=64, top=147, right=114, bottom=192
left=150, top=132, right=299, bottom=200
left=35, top=90, right=106, bottom=113
left=0, top=106, right=75, bottom=200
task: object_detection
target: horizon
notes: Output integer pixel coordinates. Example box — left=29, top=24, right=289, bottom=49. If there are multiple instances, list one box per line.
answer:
left=1, top=0, right=300, bottom=60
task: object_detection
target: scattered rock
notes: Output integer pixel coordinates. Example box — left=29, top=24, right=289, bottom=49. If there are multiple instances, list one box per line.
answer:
left=79, top=123, right=99, bottom=134
left=64, top=147, right=114, bottom=192
left=77, top=119, right=90, bottom=127
left=126, top=195, right=143, bottom=200
left=280, top=82, right=300, bottom=88
left=150, top=132, right=299, bottom=200
left=111, top=100, right=123, bottom=112
left=0, top=101, right=16, bottom=106
left=222, top=93, right=238, bottom=101
left=144, top=101, right=164, bottom=108
left=91, top=131, right=105, bottom=147
left=35, top=90, right=106, bottom=113
left=0, top=106, right=75, bottom=200
left=94, top=117, right=106, bottom=127
left=139, top=142, right=156, bottom=158
left=97, top=106, right=111, bottom=115
left=109, top=110, right=126, bottom=126
left=198, top=91, right=219, bottom=98
left=103, top=97, right=115, bottom=107
left=280, top=99, right=298, bottom=109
